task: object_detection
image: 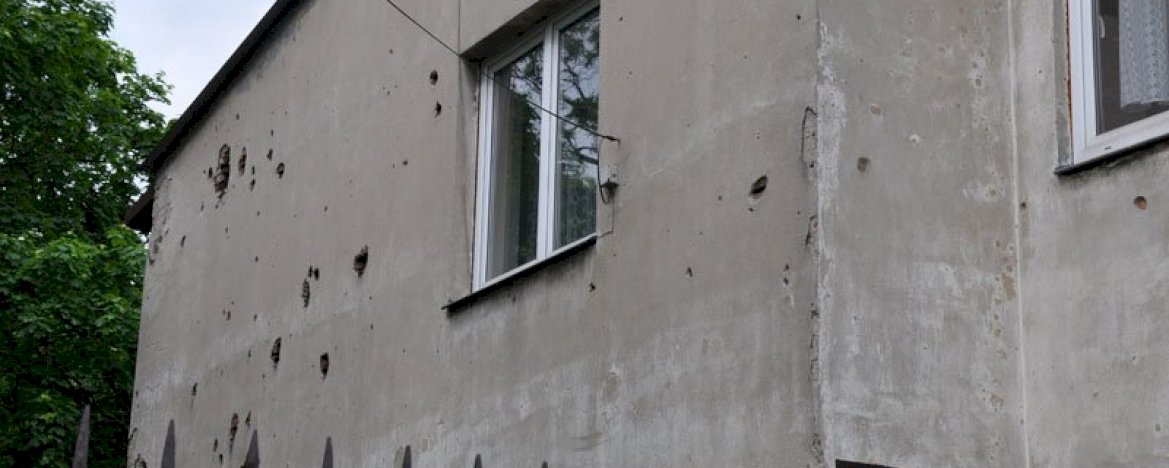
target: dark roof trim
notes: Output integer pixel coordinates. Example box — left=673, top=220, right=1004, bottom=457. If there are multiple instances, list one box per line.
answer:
left=141, top=0, right=306, bottom=174
left=124, top=184, right=154, bottom=233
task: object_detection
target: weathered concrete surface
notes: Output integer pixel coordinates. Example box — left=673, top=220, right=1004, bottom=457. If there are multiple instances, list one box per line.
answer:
left=1013, top=1, right=1169, bottom=467
left=816, top=2, right=1025, bottom=467
left=129, top=0, right=1169, bottom=466
left=129, top=0, right=819, bottom=466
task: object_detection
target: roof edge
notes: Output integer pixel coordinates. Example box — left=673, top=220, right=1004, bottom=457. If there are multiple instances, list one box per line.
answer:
left=141, top=0, right=306, bottom=174
left=124, top=185, right=154, bottom=233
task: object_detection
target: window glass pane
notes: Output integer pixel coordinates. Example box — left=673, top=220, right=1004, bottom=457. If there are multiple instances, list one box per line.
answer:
left=1095, top=0, right=1169, bottom=133
left=554, top=9, right=600, bottom=248
left=487, top=46, right=543, bottom=279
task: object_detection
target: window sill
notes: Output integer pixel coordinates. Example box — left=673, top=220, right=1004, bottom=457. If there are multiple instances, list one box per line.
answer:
left=1055, top=133, right=1169, bottom=176
left=443, top=235, right=597, bottom=313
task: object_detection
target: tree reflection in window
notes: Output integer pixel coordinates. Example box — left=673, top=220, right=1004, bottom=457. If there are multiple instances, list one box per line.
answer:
left=554, top=10, right=600, bottom=249
left=487, top=47, right=543, bottom=279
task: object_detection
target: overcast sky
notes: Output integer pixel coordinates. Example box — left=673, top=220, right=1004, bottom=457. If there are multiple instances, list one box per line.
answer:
left=110, top=0, right=276, bottom=119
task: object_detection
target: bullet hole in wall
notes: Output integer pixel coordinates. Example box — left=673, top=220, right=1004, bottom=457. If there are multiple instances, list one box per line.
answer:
left=749, top=175, right=768, bottom=199
left=215, top=145, right=231, bottom=197
left=191, top=383, right=197, bottom=397
left=270, top=337, right=282, bottom=368
left=320, top=353, right=330, bottom=379
left=435, top=102, right=442, bottom=117
left=748, top=174, right=766, bottom=198
left=1135, top=196, right=1148, bottom=210
left=245, top=411, right=252, bottom=427
left=180, top=236, right=186, bottom=247
left=805, top=214, right=819, bottom=247
left=686, top=267, right=694, bottom=278
left=250, top=179, right=256, bottom=191
left=229, top=413, right=239, bottom=451
left=238, top=148, right=248, bottom=174
left=266, top=149, right=273, bottom=160
left=430, top=70, right=439, bottom=85
left=276, top=162, right=286, bottom=179
left=354, top=246, right=369, bottom=277
left=857, top=157, right=871, bottom=173
left=302, top=278, right=311, bottom=307
left=402, top=159, right=408, bottom=166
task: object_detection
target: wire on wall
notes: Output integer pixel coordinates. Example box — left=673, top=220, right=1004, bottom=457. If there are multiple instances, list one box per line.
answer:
left=381, top=0, right=621, bottom=143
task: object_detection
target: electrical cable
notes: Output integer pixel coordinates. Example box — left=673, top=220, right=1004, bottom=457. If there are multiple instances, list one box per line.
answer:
left=382, top=0, right=620, bottom=143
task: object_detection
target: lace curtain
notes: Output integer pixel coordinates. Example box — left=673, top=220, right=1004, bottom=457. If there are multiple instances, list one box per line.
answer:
left=1120, top=0, right=1169, bottom=106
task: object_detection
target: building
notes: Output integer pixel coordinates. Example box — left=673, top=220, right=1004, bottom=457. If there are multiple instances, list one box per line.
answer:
left=124, top=0, right=1169, bottom=466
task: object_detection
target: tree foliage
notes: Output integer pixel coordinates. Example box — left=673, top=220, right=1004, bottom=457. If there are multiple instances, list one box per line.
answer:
left=0, top=229, right=146, bottom=466
left=0, top=0, right=168, bottom=237
left=0, top=0, right=168, bottom=466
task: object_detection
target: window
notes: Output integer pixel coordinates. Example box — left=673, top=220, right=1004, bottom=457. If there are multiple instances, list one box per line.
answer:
left=473, top=3, right=601, bottom=288
left=1070, top=0, right=1169, bottom=163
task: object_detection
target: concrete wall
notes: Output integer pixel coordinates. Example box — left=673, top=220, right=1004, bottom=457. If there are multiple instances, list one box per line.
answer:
left=129, top=0, right=820, bottom=466
left=128, top=0, right=1169, bottom=466
left=1014, top=1, right=1169, bottom=467
left=815, top=2, right=1025, bottom=467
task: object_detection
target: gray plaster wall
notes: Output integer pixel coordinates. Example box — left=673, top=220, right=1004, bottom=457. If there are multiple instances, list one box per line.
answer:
left=1014, top=1, right=1169, bottom=467
left=128, top=0, right=821, bottom=466
left=128, top=0, right=1169, bottom=466
left=815, top=2, right=1025, bottom=467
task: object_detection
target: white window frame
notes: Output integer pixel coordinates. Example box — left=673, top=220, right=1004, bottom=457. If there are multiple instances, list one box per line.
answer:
left=1069, top=0, right=1169, bottom=164
left=473, top=1, right=600, bottom=291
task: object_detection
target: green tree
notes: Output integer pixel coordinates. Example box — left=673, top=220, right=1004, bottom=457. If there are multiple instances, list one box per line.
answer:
left=0, top=0, right=168, bottom=466
left=0, top=0, right=168, bottom=237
